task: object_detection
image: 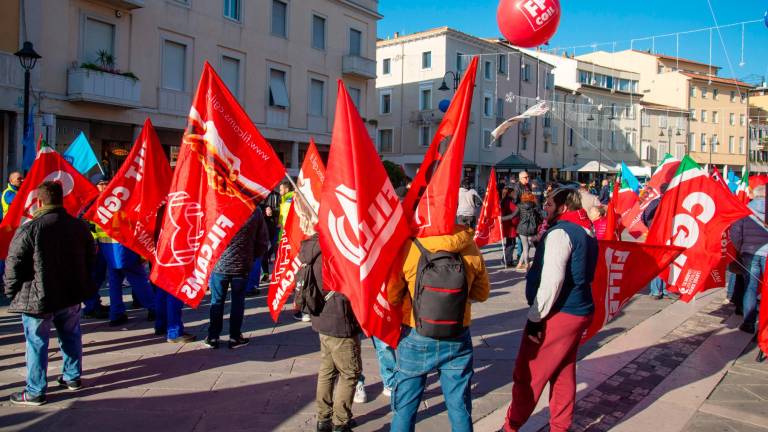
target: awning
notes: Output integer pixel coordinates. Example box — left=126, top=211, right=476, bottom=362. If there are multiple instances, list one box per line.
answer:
left=495, top=153, right=540, bottom=172
left=560, top=160, right=618, bottom=173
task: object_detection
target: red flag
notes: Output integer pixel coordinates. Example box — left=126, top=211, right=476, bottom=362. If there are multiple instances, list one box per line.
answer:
left=604, top=180, right=620, bottom=241
left=581, top=240, right=684, bottom=343
left=759, top=270, right=768, bottom=357
left=646, top=156, right=751, bottom=302
left=317, top=81, right=409, bottom=348
left=648, top=155, right=680, bottom=195
left=83, top=119, right=171, bottom=261
left=474, top=168, right=502, bottom=247
left=402, top=57, right=478, bottom=237
left=711, top=166, right=729, bottom=190
left=0, top=147, right=98, bottom=258
left=150, top=62, right=286, bottom=307
left=267, top=139, right=326, bottom=321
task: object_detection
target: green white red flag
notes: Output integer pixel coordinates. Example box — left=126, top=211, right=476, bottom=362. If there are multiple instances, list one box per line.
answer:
left=736, top=168, right=750, bottom=204
left=474, top=168, right=502, bottom=247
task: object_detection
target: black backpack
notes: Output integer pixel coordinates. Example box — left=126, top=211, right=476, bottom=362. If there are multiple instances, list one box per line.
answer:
left=412, top=239, right=469, bottom=339
left=295, top=248, right=330, bottom=316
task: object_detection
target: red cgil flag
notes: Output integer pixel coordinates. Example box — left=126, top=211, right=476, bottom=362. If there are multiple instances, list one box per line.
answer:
left=603, top=179, right=620, bottom=241
left=474, top=168, right=502, bottom=248
left=150, top=62, right=286, bottom=307
left=759, top=270, right=768, bottom=358
left=646, top=156, right=751, bottom=302
left=711, top=166, right=729, bottom=190
left=317, top=81, right=409, bottom=348
left=581, top=240, right=684, bottom=343
left=0, top=147, right=98, bottom=258
left=267, top=139, right=326, bottom=321
left=402, top=57, right=478, bottom=237
left=84, top=118, right=171, bottom=261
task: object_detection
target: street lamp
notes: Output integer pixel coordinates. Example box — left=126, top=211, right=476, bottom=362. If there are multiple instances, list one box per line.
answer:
left=439, top=70, right=461, bottom=92
left=659, top=126, right=681, bottom=161
left=14, top=41, right=41, bottom=139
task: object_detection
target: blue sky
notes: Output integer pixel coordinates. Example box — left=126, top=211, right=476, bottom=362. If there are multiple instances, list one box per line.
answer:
left=378, top=0, right=768, bottom=83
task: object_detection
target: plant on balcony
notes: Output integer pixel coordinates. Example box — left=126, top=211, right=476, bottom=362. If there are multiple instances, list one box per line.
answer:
left=78, top=50, right=140, bottom=81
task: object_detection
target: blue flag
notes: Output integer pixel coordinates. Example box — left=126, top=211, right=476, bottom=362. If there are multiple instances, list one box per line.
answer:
left=620, top=161, right=640, bottom=194
left=63, top=132, right=100, bottom=174
left=21, top=112, right=35, bottom=172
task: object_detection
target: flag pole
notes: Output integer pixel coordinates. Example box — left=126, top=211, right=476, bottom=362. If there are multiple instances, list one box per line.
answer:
left=284, top=173, right=318, bottom=219
left=499, top=216, right=507, bottom=268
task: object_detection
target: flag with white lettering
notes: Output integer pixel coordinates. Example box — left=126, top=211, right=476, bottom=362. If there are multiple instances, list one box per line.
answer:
left=582, top=240, right=684, bottom=343
left=474, top=168, right=502, bottom=247
left=150, top=62, right=286, bottom=307
left=84, top=118, right=171, bottom=261
left=0, top=147, right=98, bottom=259
left=267, top=139, right=325, bottom=321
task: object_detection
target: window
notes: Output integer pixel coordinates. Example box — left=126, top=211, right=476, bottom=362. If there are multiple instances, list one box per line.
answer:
left=713, top=111, right=719, bottom=124
left=544, top=137, right=549, bottom=153
left=379, top=91, right=391, bottom=114
left=382, top=58, right=391, bottom=75
left=268, top=68, right=289, bottom=108
left=483, top=129, right=492, bottom=149
left=625, top=131, right=634, bottom=151
left=220, top=55, right=240, bottom=97
left=271, top=1, right=287, bottom=37
left=578, top=70, right=592, bottom=85
left=348, top=87, right=361, bottom=109
left=701, top=134, right=707, bottom=152
left=677, top=115, right=685, bottom=129
left=543, top=113, right=552, bottom=127
left=224, top=0, right=241, bottom=21
left=701, top=110, right=708, bottom=122
left=740, top=137, right=745, bottom=154
left=741, top=93, right=747, bottom=103
left=690, top=86, right=696, bottom=97
left=729, top=113, right=735, bottom=126
left=309, top=79, right=324, bottom=116
left=552, top=127, right=559, bottom=144
left=659, top=114, right=667, bottom=128
left=701, top=87, right=708, bottom=98
left=312, top=15, right=325, bottom=50
left=419, top=86, right=432, bottom=110
left=378, top=129, right=393, bottom=153
left=545, top=73, right=554, bottom=90
left=456, top=52, right=467, bottom=71
left=713, top=88, right=719, bottom=100
left=641, top=110, right=650, bottom=127
left=522, top=64, right=531, bottom=81
left=521, top=136, right=528, bottom=150
left=690, top=109, right=696, bottom=121
left=483, top=96, right=492, bottom=117
left=422, top=51, right=432, bottom=69
left=730, top=91, right=736, bottom=102
left=496, top=98, right=504, bottom=119
left=348, top=29, right=362, bottom=56
left=498, top=54, right=507, bottom=75
left=729, top=136, right=735, bottom=153
left=483, top=60, right=493, bottom=80
left=740, top=114, right=746, bottom=126
left=419, top=125, right=431, bottom=147
left=689, top=133, right=695, bottom=152
left=657, top=64, right=664, bottom=74
left=84, top=17, right=115, bottom=64
left=162, top=40, right=186, bottom=91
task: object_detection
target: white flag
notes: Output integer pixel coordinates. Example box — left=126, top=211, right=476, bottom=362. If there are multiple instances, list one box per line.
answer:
left=491, top=101, right=549, bottom=142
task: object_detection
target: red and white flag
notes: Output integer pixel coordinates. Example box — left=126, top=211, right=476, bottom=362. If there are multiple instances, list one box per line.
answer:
left=402, top=57, right=478, bottom=237
left=646, top=156, right=751, bottom=302
left=474, top=168, right=502, bottom=248
left=581, top=240, right=684, bottom=343
left=318, top=81, right=409, bottom=348
left=0, top=147, right=98, bottom=258
left=84, top=118, right=172, bottom=261
left=736, top=169, right=750, bottom=204
left=759, top=270, right=768, bottom=357
left=150, top=62, right=286, bottom=307
left=268, top=139, right=326, bottom=321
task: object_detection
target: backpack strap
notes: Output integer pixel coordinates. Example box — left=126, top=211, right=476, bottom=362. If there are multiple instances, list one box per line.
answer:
left=413, top=238, right=432, bottom=264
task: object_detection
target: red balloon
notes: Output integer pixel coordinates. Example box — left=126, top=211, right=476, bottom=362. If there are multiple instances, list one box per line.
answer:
left=497, top=0, right=561, bottom=48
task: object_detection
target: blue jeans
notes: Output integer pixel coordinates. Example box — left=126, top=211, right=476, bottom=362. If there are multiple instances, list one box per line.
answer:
left=391, top=327, right=474, bottom=432
left=155, top=287, right=184, bottom=339
left=22, top=305, right=82, bottom=396
left=107, top=262, right=156, bottom=320
left=649, top=277, right=670, bottom=296
left=246, top=257, right=262, bottom=294
left=209, top=272, right=247, bottom=339
left=743, top=255, right=766, bottom=328
left=372, top=336, right=396, bottom=390
left=726, top=271, right=736, bottom=300
left=83, top=252, right=107, bottom=314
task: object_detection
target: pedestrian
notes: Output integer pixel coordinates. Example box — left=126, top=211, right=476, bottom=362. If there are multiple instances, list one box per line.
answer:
left=730, top=185, right=768, bottom=335
left=642, top=185, right=672, bottom=299
left=80, top=175, right=110, bottom=320
left=371, top=336, right=396, bottom=398
left=5, top=181, right=96, bottom=405
left=588, top=206, right=608, bottom=240
left=578, top=183, right=601, bottom=214
left=500, top=187, right=520, bottom=267
left=510, top=192, right=543, bottom=272
left=456, top=178, right=482, bottom=228
left=1, top=171, right=23, bottom=217
left=387, top=224, right=490, bottom=431
left=511, top=171, right=532, bottom=204
left=501, top=188, right=598, bottom=432
left=203, top=208, right=269, bottom=349
left=598, top=179, right=611, bottom=205
left=261, top=205, right=279, bottom=281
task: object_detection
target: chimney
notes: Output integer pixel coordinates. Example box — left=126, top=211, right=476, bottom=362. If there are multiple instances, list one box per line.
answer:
left=394, top=32, right=399, bottom=38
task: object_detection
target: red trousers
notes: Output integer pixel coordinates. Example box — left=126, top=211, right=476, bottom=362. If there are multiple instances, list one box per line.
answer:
left=503, top=311, right=592, bottom=432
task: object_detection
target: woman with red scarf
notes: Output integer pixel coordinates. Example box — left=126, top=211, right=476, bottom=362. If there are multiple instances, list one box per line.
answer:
left=501, top=188, right=598, bottom=432
left=500, top=187, right=520, bottom=267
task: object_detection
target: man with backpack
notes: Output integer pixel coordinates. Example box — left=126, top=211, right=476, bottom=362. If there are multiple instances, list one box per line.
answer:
left=387, top=225, right=490, bottom=431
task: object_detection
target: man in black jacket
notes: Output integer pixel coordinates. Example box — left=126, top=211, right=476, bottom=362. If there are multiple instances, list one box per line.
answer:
left=202, top=208, right=269, bottom=349
left=4, top=182, right=96, bottom=406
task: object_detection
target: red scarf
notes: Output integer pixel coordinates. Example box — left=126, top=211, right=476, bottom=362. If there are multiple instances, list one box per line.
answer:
left=556, top=209, right=593, bottom=231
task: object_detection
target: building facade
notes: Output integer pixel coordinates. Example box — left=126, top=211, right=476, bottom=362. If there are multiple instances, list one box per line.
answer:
left=0, top=0, right=381, bottom=180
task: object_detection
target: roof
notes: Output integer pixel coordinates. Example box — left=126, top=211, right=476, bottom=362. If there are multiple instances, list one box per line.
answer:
left=495, top=154, right=539, bottom=171
left=639, top=101, right=689, bottom=113
left=679, top=72, right=754, bottom=88
left=631, top=50, right=721, bottom=69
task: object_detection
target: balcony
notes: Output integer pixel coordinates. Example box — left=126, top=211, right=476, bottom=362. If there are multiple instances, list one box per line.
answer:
left=520, top=120, right=531, bottom=135
left=93, top=0, right=145, bottom=9
left=67, top=68, right=141, bottom=108
left=342, top=55, right=376, bottom=80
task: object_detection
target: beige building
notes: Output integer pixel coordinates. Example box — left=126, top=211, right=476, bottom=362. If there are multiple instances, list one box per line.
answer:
left=749, top=86, right=768, bottom=171
left=375, top=27, right=556, bottom=186
left=578, top=49, right=754, bottom=171
left=0, top=0, right=381, bottom=179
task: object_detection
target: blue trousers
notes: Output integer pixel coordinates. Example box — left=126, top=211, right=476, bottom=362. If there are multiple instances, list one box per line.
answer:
left=246, top=257, right=262, bottom=294
left=155, top=287, right=184, bottom=339
left=83, top=252, right=107, bottom=314
left=209, top=272, right=247, bottom=339
left=372, top=336, right=397, bottom=390
left=649, top=277, right=670, bottom=296
left=391, top=327, right=474, bottom=432
left=743, top=255, right=766, bottom=328
left=22, top=305, right=82, bottom=396
left=107, top=262, right=156, bottom=321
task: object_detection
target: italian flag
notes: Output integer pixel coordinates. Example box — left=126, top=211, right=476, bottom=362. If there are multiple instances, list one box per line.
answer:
left=736, top=168, right=750, bottom=204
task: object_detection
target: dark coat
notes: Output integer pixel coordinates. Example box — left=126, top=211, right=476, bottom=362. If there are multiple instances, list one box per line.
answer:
left=4, top=207, right=96, bottom=314
left=213, top=208, right=270, bottom=275
left=730, top=198, right=768, bottom=259
left=301, top=235, right=360, bottom=338
left=513, top=201, right=542, bottom=236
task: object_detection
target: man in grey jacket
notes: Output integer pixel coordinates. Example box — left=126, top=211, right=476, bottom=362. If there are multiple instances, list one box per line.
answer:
left=202, top=208, right=269, bottom=349
left=4, top=182, right=96, bottom=405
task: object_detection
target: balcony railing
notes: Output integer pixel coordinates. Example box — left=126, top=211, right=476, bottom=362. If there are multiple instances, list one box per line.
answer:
left=93, top=0, right=144, bottom=9
left=158, top=88, right=191, bottom=115
left=342, top=55, right=376, bottom=80
left=67, top=68, right=141, bottom=108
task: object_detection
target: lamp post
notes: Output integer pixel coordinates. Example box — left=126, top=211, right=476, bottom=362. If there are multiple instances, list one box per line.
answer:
left=439, top=70, right=461, bottom=93
left=14, top=41, right=41, bottom=139
left=659, top=126, right=682, bottom=161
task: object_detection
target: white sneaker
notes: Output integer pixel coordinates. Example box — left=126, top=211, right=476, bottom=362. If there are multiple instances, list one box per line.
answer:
left=301, top=313, right=311, bottom=322
left=353, top=380, right=367, bottom=403
left=382, top=387, right=392, bottom=398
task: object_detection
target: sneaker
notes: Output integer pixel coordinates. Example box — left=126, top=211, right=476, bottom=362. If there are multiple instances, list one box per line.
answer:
left=83, top=306, right=108, bottom=319
left=228, top=335, right=250, bottom=349
left=167, top=333, right=196, bottom=344
left=722, top=297, right=733, bottom=304
left=57, top=376, right=83, bottom=391
left=333, top=423, right=353, bottom=432
left=202, top=337, right=220, bottom=349
left=317, top=419, right=333, bottom=432
left=261, top=274, right=270, bottom=283
left=739, top=323, right=756, bottom=334
left=382, top=386, right=392, bottom=397
left=302, top=313, right=311, bottom=322
left=353, top=380, right=367, bottom=403
left=293, top=311, right=304, bottom=321
left=9, top=391, right=46, bottom=406
left=108, top=313, right=128, bottom=327
left=245, top=289, right=261, bottom=298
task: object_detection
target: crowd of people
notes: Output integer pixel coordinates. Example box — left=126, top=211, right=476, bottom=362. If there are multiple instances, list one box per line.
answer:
left=1, top=165, right=764, bottom=432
